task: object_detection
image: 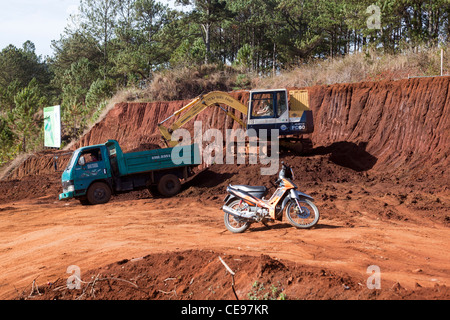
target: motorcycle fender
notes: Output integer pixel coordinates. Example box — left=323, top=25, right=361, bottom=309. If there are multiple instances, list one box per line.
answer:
left=281, top=190, right=314, bottom=211
left=223, top=194, right=232, bottom=203
left=293, top=190, right=314, bottom=201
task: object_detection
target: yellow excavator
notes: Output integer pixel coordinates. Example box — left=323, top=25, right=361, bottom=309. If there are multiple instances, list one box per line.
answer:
left=158, top=89, right=314, bottom=153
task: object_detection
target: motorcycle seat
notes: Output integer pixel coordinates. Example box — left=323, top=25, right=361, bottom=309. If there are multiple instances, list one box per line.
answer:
left=230, top=185, right=267, bottom=193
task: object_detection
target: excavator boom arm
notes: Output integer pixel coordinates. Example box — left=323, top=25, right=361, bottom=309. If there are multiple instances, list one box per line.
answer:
left=158, top=91, right=248, bottom=147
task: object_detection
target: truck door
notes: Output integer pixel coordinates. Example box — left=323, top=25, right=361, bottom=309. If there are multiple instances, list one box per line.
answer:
left=74, top=147, right=109, bottom=193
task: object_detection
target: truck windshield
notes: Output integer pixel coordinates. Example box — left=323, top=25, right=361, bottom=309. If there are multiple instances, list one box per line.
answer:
left=65, top=150, right=80, bottom=171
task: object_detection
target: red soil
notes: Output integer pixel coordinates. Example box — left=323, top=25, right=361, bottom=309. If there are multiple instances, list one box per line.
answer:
left=0, top=76, right=448, bottom=300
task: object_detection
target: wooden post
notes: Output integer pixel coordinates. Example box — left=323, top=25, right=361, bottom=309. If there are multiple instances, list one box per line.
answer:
left=219, top=256, right=239, bottom=300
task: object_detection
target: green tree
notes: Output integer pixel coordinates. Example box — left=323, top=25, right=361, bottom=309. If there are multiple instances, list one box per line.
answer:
left=134, top=0, right=171, bottom=72
left=79, top=0, right=119, bottom=78
left=58, top=57, right=99, bottom=139
left=0, top=80, right=22, bottom=112
left=60, top=57, right=99, bottom=106
left=177, top=0, right=231, bottom=64
left=0, top=42, right=52, bottom=111
left=234, top=43, right=254, bottom=71
left=0, top=115, right=16, bottom=166
left=85, top=78, right=113, bottom=110
left=112, top=0, right=171, bottom=83
left=170, top=37, right=207, bottom=66
left=50, top=31, right=103, bottom=89
left=8, top=79, right=44, bottom=152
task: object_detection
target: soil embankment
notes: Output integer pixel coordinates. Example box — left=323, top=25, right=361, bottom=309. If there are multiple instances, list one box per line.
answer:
left=5, top=76, right=448, bottom=181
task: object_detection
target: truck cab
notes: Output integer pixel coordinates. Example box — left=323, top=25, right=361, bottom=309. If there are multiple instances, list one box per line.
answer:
left=59, top=143, right=113, bottom=204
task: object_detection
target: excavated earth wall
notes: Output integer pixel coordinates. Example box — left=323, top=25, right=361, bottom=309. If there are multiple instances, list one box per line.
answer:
left=5, top=76, right=449, bottom=181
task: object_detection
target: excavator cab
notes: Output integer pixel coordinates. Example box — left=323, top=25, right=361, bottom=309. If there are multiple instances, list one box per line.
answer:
left=247, top=89, right=314, bottom=136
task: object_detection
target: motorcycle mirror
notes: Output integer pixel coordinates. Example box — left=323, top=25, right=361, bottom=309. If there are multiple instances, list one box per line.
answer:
left=78, top=156, right=86, bottom=166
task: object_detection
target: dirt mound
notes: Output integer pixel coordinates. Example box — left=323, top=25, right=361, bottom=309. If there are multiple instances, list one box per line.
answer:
left=0, top=150, right=72, bottom=204
left=178, top=148, right=448, bottom=225
left=73, top=90, right=248, bottom=154
left=28, top=249, right=449, bottom=300
left=180, top=150, right=365, bottom=199
left=2, top=150, right=71, bottom=181
left=0, top=174, right=61, bottom=204
left=74, top=76, right=449, bottom=177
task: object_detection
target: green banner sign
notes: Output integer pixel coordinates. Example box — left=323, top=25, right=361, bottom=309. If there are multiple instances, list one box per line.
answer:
left=43, top=105, right=61, bottom=148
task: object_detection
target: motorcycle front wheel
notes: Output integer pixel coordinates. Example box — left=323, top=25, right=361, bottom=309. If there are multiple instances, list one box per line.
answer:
left=285, top=199, right=319, bottom=229
left=224, top=199, right=251, bottom=233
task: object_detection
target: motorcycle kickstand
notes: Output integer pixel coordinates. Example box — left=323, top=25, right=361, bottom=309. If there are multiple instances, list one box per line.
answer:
left=261, top=221, right=271, bottom=229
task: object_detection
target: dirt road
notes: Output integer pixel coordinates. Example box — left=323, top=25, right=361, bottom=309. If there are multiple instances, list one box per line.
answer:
left=1, top=175, right=448, bottom=299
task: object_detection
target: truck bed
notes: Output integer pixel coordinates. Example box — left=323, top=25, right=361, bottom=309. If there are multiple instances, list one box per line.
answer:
left=121, top=144, right=199, bottom=176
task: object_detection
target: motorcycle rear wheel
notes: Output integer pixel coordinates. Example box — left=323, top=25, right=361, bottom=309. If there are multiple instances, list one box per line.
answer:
left=224, top=199, right=251, bottom=233
left=285, top=199, right=319, bottom=229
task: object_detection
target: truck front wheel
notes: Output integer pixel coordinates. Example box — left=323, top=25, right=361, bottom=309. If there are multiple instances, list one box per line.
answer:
left=87, top=182, right=112, bottom=205
left=157, top=174, right=181, bottom=197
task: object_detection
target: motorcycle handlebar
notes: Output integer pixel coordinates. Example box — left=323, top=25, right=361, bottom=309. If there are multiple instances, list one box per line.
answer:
left=279, top=161, right=294, bottom=181
left=281, top=161, right=291, bottom=170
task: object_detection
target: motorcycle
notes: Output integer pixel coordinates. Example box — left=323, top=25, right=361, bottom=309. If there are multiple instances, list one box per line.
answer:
left=222, top=162, right=319, bottom=233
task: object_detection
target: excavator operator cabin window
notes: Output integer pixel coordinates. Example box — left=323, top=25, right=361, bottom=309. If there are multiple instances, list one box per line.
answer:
left=250, top=91, right=285, bottom=119
left=251, top=93, right=274, bottom=118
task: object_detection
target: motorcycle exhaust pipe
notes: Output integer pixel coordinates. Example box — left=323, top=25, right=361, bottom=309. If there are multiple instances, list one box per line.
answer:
left=222, top=205, right=253, bottom=220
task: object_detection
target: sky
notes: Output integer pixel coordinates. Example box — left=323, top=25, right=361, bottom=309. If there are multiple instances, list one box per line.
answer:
left=0, top=0, right=186, bottom=59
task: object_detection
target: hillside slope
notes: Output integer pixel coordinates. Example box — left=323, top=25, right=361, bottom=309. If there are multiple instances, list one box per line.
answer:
left=2, top=76, right=449, bottom=189
left=70, top=76, right=449, bottom=178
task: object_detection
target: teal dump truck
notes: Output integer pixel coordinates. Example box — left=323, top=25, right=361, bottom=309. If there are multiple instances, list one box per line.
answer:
left=59, top=140, right=200, bottom=205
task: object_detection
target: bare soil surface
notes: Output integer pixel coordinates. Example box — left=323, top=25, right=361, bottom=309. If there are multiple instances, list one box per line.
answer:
left=1, top=151, right=448, bottom=300
left=0, top=76, right=448, bottom=300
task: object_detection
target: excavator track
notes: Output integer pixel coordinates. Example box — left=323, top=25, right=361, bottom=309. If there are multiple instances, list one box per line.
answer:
left=241, top=137, right=313, bottom=157
left=280, top=137, right=313, bottom=155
